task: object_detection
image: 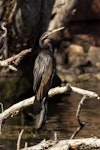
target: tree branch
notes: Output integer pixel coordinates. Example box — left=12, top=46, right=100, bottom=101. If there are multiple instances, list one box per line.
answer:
left=20, top=137, right=100, bottom=150
left=0, top=48, right=32, bottom=70
left=17, top=129, right=24, bottom=150
left=70, top=95, right=86, bottom=139
left=0, top=84, right=99, bottom=134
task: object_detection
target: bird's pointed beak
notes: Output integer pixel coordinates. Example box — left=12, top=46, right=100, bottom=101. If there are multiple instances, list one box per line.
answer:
left=47, top=27, right=65, bottom=37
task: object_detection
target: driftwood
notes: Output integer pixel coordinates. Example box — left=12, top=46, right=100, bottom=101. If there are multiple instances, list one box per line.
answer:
left=70, top=95, right=86, bottom=139
left=0, top=84, right=99, bottom=150
left=0, top=48, right=31, bottom=66
left=20, top=137, right=100, bottom=150
left=0, top=48, right=31, bottom=71
left=17, top=129, right=24, bottom=150
left=0, top=84, right=99, bottom=134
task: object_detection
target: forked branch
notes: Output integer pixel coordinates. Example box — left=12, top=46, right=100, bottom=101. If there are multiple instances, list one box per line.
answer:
left=0, top=48, right=32, bottom=70
left=70, top=95, right=86, bottom=139
left=0, top=84, right=99, bottom=134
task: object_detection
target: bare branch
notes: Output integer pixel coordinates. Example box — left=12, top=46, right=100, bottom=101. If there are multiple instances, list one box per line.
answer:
left=17, top=129, right=24, bottom=150
left=0, top=84, right=99, bottom=134
left=70, top=85, right=99, bottom=98
left=0, top=48, right=32, bottom=68
left=20, top=138, right=100, bottom=150
left=54, top=132, right=58, bottom=143
left=0, top=103, right=4, bottom=113
left=70, top=95, right=86, bottom=139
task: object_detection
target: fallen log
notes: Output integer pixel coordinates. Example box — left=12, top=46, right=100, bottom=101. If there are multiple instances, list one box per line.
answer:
left=20, top=137, right=100, bottom=150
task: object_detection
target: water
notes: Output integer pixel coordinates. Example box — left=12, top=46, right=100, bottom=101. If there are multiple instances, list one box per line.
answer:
left=0, top=81, right=100, bottom=149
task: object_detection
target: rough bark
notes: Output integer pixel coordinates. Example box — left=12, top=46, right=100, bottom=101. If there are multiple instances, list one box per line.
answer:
left=0, top=0, right=78, bottom=54
left=47, top=0, right=78, bottom=41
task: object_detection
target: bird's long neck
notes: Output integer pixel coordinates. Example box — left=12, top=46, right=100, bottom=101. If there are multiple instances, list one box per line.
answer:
left=1, top=23, right=7, bottom=37
left=44, top=42, right=54, bottom=53
left=39, top=38, right=54, bottom=53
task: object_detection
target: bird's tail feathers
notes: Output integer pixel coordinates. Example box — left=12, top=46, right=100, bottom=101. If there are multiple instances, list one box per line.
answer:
left=33, top=98, right=41, bottom=115
left=34, top=98, right=47, bottom=129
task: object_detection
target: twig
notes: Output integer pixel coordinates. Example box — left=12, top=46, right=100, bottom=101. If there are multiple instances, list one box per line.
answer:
left=54, top=132, right=58, bottom=143
left=9, top=64, right=17, bottom=71
left=8, top=2, right=17, bottom=23
left=24, top=142, right=28, bottom=148
left=0, top=103, right=4, bottom=113
left=70, top=95, right=86, bottom=139
left=0, top=103, right=4, bottom=135
left=76, top=95, right=86, bottom=123
left=17, top=129, right=24, bottom=150
left=68, top=84, right=99, bottom=98
left=0, top=48, right=32, bottom=68
left=5, top=48, right=32, bottom=63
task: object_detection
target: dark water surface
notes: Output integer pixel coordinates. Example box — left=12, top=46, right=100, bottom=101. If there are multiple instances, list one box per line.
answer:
left=0, top=81, right=100, bottom=149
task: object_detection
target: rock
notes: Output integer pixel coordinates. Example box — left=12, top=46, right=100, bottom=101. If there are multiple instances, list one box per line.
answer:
left=72, top=34, right=95, bottom=52
left=0, top=72, right=32, bottom=101
left=56, top=65, right=76, bottom=83
left=66, top=44, right=87, bottom=67
left=94, top=73, right=100, bottom=80
left=72, top=0, right=100, bottom=21
left=88, top=46, right=100, bottom=65
left=77, top=73, right=93, bottom=82
left=95, top=62, right=100, bottom=68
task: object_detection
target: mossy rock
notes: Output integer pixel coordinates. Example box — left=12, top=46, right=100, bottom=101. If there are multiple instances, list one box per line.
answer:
left=0, top=72, right=32, bottom=101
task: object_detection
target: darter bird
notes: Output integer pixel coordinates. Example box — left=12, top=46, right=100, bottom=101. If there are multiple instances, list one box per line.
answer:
left=33, top=27, right=65, bottom=129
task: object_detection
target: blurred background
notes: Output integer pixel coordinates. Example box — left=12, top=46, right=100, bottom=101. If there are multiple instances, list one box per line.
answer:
left=0, top=0, right=100, bottom=149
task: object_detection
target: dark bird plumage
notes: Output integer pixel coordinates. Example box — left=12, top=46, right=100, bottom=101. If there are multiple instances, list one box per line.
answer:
left=33, top=39, right=55, bottom=129
left=33, top=27, right=64, bottom=129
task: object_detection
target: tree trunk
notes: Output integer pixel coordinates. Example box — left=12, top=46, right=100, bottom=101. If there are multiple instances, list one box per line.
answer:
left=0, top=0, right=78, bottom=54
left=0, top=0, right=78, bottom=100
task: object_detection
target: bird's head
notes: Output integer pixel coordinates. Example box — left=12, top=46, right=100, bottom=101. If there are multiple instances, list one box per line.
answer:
left=39, top=27, right=65, bottom=49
